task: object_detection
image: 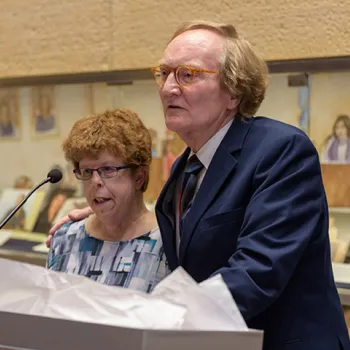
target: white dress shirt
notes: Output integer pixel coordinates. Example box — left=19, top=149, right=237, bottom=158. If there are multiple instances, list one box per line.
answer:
left=175, top=119, right=233, bottom=253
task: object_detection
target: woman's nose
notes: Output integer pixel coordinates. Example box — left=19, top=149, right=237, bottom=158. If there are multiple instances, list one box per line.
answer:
left=90, top=171, right=103, bottom=186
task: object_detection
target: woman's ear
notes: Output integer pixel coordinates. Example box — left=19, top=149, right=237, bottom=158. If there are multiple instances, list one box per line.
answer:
left=135, top=167, right=147, bottom=191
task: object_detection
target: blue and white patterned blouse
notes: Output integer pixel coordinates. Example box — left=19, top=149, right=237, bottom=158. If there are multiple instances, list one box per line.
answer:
left=47, top=219, right=170, bottom=293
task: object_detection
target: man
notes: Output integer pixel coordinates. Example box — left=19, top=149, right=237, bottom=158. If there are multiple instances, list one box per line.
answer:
left=48, top=20, right=350, bottom=350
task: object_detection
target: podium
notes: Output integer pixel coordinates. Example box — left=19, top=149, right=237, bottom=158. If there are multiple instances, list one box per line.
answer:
left=0, top=311, right=263, bottom=350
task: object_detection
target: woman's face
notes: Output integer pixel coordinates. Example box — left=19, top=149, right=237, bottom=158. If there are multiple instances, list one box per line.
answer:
left=335, top=120, right=348, bottom=140
left=79, top=151, right=142, bottom=219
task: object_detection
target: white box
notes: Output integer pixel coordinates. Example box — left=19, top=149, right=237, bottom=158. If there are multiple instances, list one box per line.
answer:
left=0, top=310, right=263, bottom=350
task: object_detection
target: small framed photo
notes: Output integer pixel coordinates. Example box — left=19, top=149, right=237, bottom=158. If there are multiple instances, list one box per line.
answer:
left=31, top=85, right=59, bottom=138
left=0, top=88, right=21, bottom=141
left=319, top=115, right=350, bottom=164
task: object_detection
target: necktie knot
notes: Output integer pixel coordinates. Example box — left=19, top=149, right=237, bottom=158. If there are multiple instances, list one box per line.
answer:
left=184, top=154, right=203, bottom=176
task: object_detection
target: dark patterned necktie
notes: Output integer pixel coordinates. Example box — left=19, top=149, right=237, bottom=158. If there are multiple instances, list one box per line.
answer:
left=179, top=154, right=204, bottom=236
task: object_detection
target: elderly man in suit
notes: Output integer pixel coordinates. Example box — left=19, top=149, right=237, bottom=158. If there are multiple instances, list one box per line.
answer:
left=48, top=20, right=349, bottom=350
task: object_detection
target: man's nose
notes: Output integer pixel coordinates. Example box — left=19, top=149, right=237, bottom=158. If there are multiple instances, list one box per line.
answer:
left=162, top=72, right=181, bottom=96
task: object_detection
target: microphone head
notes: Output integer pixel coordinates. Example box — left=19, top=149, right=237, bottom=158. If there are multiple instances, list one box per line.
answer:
left=47, top=168, right=63, bottom=184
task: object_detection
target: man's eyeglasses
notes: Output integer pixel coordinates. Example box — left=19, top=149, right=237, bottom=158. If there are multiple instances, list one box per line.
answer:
left=151, top=65, right=218, bottom=87
left=73, top=166, right=131, bottom=181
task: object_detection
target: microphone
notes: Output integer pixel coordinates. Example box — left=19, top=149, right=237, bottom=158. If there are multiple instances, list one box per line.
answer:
left=47, top=169, right=63, bottom=184
left=0, top=169, right=63, bottom=230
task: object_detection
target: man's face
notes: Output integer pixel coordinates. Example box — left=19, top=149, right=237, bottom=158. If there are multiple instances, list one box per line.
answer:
left=158, top=29, right=238, bottom=142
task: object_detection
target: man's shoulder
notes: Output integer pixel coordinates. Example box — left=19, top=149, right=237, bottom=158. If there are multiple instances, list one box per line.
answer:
left=252, top=116, right=306, bottom=136
left=250, top=116, right=314, bottom=148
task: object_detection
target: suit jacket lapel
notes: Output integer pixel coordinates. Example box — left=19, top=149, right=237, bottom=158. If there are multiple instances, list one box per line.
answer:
left=178, top=117, right=254, bottom=263
left=155, top=148, right=191, bottom=269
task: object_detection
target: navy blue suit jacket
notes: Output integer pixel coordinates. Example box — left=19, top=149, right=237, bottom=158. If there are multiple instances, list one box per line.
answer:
left=156, top=117, right=350, bottom=350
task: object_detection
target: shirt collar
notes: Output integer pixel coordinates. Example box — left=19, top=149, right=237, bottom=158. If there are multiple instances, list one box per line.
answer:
left=189, top=119, right=233, bottom=169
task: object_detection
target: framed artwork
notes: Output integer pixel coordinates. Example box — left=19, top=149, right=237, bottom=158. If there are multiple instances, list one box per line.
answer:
left=63, top=162, right=82, bottom=195
left=320, top=164, right=350, bottom=207
left=144, top=158, right=164, bottom=203
left=33, top=187, right=76, bottom=234
left=85, top=84, right=95, bottom=114
left=308, top=72, right=350, bottom=207
left=297, top=75, right=310, bottom=135
left=52, top=197, right=89, bottom=225
left=162, top=129, right=186, bottom=181
left=148, top=128, right=158, bottom=158
left=0, top=188, right=46, bottom=231
left=13, top=175, right=34, bottom=189
left=309, top=72, right=350, bottom=158
left=0, top=88, right=21, bottom=141
left=31, top=85, right=59, bottom=138
left=319, top=115, right=350, bottom=164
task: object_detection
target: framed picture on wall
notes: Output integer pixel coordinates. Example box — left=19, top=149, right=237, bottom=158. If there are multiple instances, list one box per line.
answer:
left=52, top=197, right=88, bottom=225
left=0, top=188, right=46, bottom=232
left=309, top=72, right=350, bottom=207
left=319, top=114, right=350, bottom=164
left=0, top=88, right=21, bottom=141
left=31, top=85, right=59, bottom=138
left=162, top=129, right=186, bottom=181
left=32, top=187, right=76, bottom=234
left=85, top=84, right=95, bottom=115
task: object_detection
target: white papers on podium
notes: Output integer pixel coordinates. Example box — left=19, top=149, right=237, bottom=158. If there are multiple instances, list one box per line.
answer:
left=0, top=257, right=246, bottom=331
left=0, top=258, right=263, bottom=350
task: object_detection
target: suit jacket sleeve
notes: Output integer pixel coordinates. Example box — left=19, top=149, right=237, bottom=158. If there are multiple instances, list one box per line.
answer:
left=211, top=132, right=327, bottom=321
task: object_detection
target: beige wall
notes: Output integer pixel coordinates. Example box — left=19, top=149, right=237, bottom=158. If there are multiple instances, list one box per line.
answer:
left=0, top=74, right=302, bottom=189
left=1, top=0, right=349, bottom=78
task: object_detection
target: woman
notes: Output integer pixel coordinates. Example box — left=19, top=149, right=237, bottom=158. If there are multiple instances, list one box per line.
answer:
left=47, top=109, right=169, bottom=292
left=321, top=114, right=350, bottom=163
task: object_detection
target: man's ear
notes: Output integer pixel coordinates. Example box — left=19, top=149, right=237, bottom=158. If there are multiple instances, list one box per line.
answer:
left=227, top=95, right=241, bottom=111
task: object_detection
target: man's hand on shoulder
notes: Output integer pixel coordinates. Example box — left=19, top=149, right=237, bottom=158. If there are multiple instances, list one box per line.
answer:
left=46, top=206, right=93, bottom=247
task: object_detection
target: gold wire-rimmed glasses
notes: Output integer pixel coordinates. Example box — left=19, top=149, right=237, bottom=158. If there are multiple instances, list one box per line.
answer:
left=151, top=65, right=219, bottom=87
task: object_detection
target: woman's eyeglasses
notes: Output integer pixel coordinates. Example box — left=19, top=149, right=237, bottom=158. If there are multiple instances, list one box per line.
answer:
left=73, top=166, right=131, bottom=181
